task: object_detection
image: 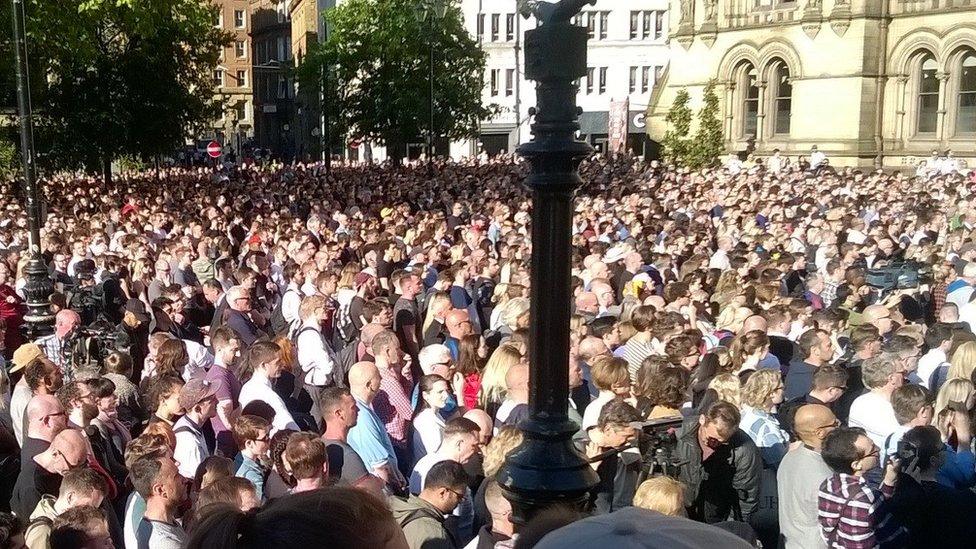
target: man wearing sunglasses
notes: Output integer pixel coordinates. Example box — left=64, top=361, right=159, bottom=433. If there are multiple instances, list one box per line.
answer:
left=11, top=428, right=88, bottom=518
left=676, top=400, right=762, bottom=524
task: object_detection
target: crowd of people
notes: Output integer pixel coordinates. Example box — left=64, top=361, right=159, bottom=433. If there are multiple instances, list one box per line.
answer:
left=0, top=152, right=974, bottom=548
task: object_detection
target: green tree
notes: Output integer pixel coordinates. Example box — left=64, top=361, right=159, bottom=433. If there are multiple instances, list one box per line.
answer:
left=690, top=79, right=724, bottom=168
left=662, top=88, right=692, bottom=165
left=0, top=136, right=17, bottom=180
left=1, top=0, right=230, bottom=180
left=298, top=0, right=494, bottom=157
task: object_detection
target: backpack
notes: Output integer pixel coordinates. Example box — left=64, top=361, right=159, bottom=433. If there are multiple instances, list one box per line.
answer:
left=25, top=515, right=53, bottom=544
left=270, top=288, right=300, bottom=336
left=294, top=325, right=351, bottom=389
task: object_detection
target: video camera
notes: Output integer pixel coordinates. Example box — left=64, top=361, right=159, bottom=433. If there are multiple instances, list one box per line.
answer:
left=865, top=260, right=933, bottom=291
left=634, top=416, right=685, bottom=482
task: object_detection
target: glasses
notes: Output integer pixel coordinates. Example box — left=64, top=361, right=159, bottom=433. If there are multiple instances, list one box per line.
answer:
left=817, top=419, right=842, bottom=430
left=56, top=450, right=85, bottom=470
left=860, top=448, right=880, bottom=461
left=445, top=487, right=465, bottom=500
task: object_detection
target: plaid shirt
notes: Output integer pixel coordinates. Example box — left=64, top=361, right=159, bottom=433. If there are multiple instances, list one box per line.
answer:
left=35, top=334, right=70, bottom=379
left=373, top=364, right=414, bottom=449
left=932, top=282, right=948, bottom=317
left=822, top=278, right=841, bottom=308
left=818, top=473, right=906, bottom=549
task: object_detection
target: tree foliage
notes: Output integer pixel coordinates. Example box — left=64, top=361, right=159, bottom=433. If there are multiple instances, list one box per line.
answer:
left=0, top=0, right=230, bottom=175
left=690, top=80, right=724, bottom=169
left=0, top=136, right=17, bottom=180
left=662, top=83, right=726, bottom=168
left=662, top=88, right=692, bottom=165
left=298, top=0, right=494, bottom=152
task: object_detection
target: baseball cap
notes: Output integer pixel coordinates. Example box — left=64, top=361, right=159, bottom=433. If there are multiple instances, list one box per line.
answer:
left=178, top=378, right=222, bottom=412
left=125, top=299, right=150, bottom=323
left=534, top=508, right=753, bottom=549
left=10, top=343, right=43, bottom=374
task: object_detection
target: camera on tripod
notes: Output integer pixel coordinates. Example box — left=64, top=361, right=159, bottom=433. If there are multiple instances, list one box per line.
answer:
left=633, top=416, right=686, bottom=483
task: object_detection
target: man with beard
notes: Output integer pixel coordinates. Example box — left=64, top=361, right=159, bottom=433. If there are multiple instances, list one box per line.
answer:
left=58, top=380, right=127, bottom=491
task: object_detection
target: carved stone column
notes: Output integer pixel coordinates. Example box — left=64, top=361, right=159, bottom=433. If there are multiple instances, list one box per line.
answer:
left=756, top=81, right=768, bottom=143
left=894, top=75, right=909, bottom=146
left=936, top=71, right=950, bottom=142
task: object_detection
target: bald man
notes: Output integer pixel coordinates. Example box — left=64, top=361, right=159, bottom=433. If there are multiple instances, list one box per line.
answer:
left=11, top=428, right=88, bottom=518
left=345, top=361, right=403, bottom=489
left=444, top=309, right=473, bottom=360
left=777, top=404, right=838, bottom=549
left=463, top=409, right=493, bottom=447
left=495, top=363, right=530, bottom=435
left=24, top=395, right=68, bottom=453
left=575, top=292, right=599, bottom=317
left=862, top=304, right=894, bottom=337
left=577, top=336, right=608, bottom=399
left=35, top=309, right=81, bottom=376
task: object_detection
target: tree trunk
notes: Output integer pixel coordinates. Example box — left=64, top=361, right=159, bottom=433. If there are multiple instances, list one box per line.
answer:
left=102, top=155, right=112, bottom=185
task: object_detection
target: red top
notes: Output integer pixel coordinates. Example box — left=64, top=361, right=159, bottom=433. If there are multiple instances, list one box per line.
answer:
left=462, top=372, right=482, bottom=410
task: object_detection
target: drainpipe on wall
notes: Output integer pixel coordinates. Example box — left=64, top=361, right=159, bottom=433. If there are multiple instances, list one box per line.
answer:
left=874, top=0, right=891, bottom=168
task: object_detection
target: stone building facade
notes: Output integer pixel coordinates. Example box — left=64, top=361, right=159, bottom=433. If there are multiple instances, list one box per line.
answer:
left=646, top=0, right=976, bottom=169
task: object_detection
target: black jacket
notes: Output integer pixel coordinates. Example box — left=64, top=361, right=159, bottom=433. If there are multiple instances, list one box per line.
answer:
left=675, top=416, right=762, bottom=524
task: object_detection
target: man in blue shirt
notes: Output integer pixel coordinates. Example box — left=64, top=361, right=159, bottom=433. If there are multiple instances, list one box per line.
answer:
left=346, top=361, right=405, bottom=491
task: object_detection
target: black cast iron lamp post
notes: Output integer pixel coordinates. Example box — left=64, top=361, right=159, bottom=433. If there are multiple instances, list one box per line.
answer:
left=496, top=0, right=598, bottom=524
left=10, top=0, right=54, bottom=337
left=414, top=0, right=448, bottom=177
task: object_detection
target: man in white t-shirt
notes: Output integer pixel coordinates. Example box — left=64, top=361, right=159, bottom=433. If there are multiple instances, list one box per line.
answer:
left=848, top=355, right=904, bottom=448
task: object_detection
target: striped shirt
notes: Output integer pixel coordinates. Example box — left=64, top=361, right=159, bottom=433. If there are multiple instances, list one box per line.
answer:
left=817, top=473, right=906, bottom=549
left=739, top=406, right=790, bottom=468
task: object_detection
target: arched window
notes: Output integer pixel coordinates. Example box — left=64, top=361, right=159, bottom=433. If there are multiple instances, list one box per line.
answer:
left=958, top=53, right=976, bottom=134
left=771, top=62, right=791, bottom=135
left=917, top=56, right=939, bottom=134
left=739, top=63, right=759, bottom=138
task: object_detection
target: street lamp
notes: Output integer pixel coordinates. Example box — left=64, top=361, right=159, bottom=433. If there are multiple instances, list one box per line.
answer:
left=9, top=0, right=54, bottom=337
left=496, top=0, right=598, bottom=524
left=414, top=0, right=448, bottom=176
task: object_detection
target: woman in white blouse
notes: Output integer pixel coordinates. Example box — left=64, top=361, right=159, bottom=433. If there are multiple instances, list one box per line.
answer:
left=411, top=374, right=452, bottom=464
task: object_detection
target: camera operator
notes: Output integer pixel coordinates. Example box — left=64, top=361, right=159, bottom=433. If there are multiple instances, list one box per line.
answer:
left=895, top=425, right=976, bottom=546
left=66, top=259, right=103, bottom=326
left=577, top=398, right=642, bottom=515
left=675, top=400, right=762, bottom=524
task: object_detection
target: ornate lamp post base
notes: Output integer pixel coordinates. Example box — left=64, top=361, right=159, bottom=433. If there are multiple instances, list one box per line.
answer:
left=11, top=0, right=54, bottom=338
left=497, top=0, right=599, bottom=525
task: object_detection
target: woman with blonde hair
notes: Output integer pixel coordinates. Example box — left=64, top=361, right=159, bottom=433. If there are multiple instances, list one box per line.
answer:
left=947, top=341, right=976, bottom=382
left=633, top=477, right=686, bottom=517
left=739, top=369, right=789, bottom=468
left=478, top=342, right=523, bottom=418
left=422, top=291, right=451, bottom=345
left=934, top=378, right=975, bottom=428
left=715, top=305, right=753, bottom=334
left=932, top=378, right=976, bottom=489
left=495, top=297, right=530, bottom=335
left=702, top=373, right=741, bottom=410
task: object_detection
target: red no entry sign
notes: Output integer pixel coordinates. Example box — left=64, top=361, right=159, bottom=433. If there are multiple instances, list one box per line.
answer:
left=207, top=141, right=222, bottom=158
